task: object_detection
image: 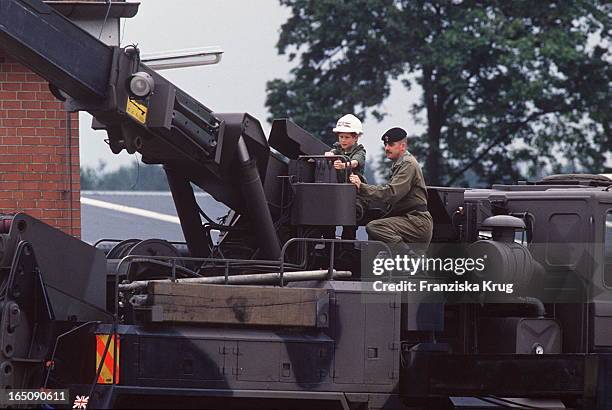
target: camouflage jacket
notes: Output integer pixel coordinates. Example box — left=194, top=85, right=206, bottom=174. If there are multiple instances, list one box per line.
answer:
left=331, top=143, right=367, bottom=182
left=359, top=151, right=428, bottom=216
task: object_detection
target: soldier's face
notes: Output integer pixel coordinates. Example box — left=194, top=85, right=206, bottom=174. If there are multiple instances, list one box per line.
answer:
left=384, top=141, right=406, bottom=160
left=337, top=133, right=358, bottom=150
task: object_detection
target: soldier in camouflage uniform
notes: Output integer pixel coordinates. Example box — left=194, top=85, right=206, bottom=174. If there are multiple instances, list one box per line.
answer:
left=349, top=127, right=433, bottom=250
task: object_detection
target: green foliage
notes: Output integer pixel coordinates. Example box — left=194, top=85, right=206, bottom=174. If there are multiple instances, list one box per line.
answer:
left=266, top=0, right=612, bottom=185
left=376, top=146, right=392, bottom=182
left=364, top=156, right=378, bottom=184
left=80, top=161, right=169, bottom=191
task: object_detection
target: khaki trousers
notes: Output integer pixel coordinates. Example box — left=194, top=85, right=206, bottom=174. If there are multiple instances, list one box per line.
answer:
left=365, top=211, right=433, bottom=247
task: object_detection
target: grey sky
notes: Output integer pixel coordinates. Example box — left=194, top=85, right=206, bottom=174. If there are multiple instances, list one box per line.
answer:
left=79, top=0, right=422, bottom=171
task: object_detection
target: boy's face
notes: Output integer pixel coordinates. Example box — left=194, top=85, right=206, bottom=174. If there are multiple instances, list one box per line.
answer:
left=337, top=132, right=358, bottom=150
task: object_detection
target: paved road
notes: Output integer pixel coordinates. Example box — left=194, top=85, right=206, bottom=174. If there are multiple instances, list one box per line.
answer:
left=80, top=191, right=228, bottom=244
left=81, top=190, right=367, bottom=245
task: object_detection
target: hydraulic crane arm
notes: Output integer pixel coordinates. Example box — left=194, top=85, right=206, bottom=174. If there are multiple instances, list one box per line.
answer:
left=0, top=0, right=281, bottom=258
left=0, top=0, right=112, bottom=101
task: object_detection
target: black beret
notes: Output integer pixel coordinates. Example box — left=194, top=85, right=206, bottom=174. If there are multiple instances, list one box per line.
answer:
left=381, top=127, right=407, bottom=144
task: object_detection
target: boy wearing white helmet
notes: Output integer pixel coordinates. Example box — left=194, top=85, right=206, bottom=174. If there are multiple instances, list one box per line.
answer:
left=324, top=114, right=368, bottom=240
left=325, top=113, right=367, bottom=183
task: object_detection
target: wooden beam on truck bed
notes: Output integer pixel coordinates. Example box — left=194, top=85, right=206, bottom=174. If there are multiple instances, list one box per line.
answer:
left=140, top=282, right=331, bottom=328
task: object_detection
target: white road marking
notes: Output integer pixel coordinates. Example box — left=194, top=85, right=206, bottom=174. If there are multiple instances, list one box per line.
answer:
left=81, top=195, right=612, bottom=234
left=81, top=190, right=210, bottom=197
left=81, top=197, right=181, bottom=224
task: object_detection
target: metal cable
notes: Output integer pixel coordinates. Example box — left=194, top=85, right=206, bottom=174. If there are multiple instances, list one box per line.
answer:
left=65, top=111, right=73, bottom=235
left=97, top=0, right=113, bottom=40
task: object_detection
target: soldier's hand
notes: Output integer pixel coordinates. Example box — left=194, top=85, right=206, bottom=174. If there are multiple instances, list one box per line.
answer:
left=333, top=160, right=345, bottom=170
left=349, top=174, right=361, bottom=189
left=324, top=151, right=334, bottom=157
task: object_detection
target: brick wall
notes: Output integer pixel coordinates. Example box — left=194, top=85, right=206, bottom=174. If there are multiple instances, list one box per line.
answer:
left=0, top=49, right=81, bottom=237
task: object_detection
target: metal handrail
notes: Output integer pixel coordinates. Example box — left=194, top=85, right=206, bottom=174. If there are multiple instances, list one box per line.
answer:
left=298, top=154, right=350, bottom=162
left=115, top=254, right=290, bottom=274
left=93, top=238, right=189, bottom=248
left=278, top=237, right=392, bottom=286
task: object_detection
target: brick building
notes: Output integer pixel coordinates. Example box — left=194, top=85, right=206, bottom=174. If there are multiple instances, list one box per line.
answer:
left=0, top=1, right=138, bottom=237
left=0, top=50, right=81, bottom=236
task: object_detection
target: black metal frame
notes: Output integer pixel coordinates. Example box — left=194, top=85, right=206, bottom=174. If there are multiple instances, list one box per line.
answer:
left=296, top=154, right=352, bottom=183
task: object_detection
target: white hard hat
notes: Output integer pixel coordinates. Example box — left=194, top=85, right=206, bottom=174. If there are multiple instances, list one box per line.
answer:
left=333, top=114, right=363, bottom=135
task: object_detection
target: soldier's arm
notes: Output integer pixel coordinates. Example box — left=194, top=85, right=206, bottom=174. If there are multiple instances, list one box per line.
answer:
left=358, top=161, right=415, bottom=204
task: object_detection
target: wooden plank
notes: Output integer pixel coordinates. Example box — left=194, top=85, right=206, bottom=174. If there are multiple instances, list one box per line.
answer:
left=144, top=282, right=330, bottom=327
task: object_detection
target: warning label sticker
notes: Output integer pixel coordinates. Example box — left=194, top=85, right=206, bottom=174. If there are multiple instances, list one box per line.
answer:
left=126, top=98, right=147, bottom=124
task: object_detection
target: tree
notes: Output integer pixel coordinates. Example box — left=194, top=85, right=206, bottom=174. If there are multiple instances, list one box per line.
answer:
left=266, top=0, right=611, bottom=186
left=80, top=161, right=170, bottom=191
left=364, top=157, right=379, bottom=184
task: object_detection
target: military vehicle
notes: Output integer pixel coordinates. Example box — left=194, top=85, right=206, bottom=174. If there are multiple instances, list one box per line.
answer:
left=0, top=1, right=611, bottom=408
